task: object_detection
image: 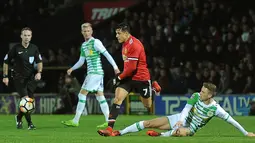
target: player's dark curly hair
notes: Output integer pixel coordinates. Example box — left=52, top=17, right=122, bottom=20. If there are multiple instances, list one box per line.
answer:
left=115, top=22, right=130, bottom=33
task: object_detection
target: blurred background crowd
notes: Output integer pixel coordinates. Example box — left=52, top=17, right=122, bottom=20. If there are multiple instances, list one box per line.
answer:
left=1, top=0, right=255, bottom=95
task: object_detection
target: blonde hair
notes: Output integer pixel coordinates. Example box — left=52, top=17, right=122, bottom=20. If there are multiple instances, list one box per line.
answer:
left=81, top=23, right=92, bottom=29
left=203, top=82, right=217, bottom=96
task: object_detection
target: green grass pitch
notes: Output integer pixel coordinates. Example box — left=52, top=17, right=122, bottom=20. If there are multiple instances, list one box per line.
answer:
left=0, top=115, right=255, bottom=143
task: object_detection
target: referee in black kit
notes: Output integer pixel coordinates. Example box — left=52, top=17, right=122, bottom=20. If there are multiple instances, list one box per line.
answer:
left=2, top=27, right=43, bottom=130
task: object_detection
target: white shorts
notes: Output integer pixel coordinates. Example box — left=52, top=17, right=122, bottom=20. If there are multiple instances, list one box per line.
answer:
left=82, top=74, right=104, bottom=92
left=166, top=113, right=193, bottom=135
left=166, top=113, right=181, bottom=129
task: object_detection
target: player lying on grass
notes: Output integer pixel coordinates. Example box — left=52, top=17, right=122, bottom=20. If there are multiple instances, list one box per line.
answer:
left=105, top=82, right=255, bottom=137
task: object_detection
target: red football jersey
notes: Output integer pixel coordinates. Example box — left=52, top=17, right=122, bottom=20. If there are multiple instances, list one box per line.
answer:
left=120, top=35, right=150, bottom=81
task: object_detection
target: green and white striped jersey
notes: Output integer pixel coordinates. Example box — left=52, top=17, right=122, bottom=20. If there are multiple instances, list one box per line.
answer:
left=185, top=93, right=230, bottom=133
left=80, top=37, right=106, bottom=75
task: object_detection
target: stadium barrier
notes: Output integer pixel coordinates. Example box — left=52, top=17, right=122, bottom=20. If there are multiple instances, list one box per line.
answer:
left=0, top=92, right=150, bottom=115
left=0, top=93, right=61, bottom=114
left=155, top=94, right=255, bottom=116
left=1, top=93, right=254, bottom=116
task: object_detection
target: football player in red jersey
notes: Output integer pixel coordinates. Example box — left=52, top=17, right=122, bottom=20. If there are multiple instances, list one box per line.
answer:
left=97, top=22, right=161, bottom=136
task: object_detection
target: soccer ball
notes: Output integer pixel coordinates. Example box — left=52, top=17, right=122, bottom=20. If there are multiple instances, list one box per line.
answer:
left=19, top=98, right=35, bottom=113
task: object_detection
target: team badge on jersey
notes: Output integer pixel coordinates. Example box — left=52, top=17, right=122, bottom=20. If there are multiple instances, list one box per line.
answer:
left=207, top=111, right=214, bottom=117
left=85, top=49, right=93, bottom=56
left=89, top=49, right=93, bottom=55
left=122, top=55, right=127, bottom=61
left=29, top=56, right=34, bottom=64
left=122, top=48, right=128, bottom=61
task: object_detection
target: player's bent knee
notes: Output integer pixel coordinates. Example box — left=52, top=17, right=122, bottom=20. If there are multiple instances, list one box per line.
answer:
left=143, top=121, right=151, bottom=128
left=143, top=103, right=152, bottom=108
left=80, top=89, right=88, bottom=95
left=142, top=100, right=152, bottom=108
left=113, top=97, right=123, bottom=104
left=113, top=91, right=127, bottom=104
left=112, top=87, right=129, bottom=104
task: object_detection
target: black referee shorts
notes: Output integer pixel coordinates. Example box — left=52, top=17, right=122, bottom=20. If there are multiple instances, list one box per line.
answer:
left=118, top=79, right=152, bottom=99
left=13, top=76, right=37, bottom=98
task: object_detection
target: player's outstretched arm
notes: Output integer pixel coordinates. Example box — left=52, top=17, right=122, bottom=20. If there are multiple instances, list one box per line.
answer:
left=94, top=39, right=119, bottom=74
left=67, top=44, right=87, bottom=75
left=102, top=51, right=119, bottom=74
left=215, top=105, right=255, bottom=137
left=67, top=56, right=85, bottom=75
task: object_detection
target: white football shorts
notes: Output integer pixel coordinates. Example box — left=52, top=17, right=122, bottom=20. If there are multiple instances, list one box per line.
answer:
left=82, top=74, right=104, bottom=92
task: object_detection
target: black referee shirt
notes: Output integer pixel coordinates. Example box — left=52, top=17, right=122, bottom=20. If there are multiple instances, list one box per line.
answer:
left=3, top=43, right=42, bottom=78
